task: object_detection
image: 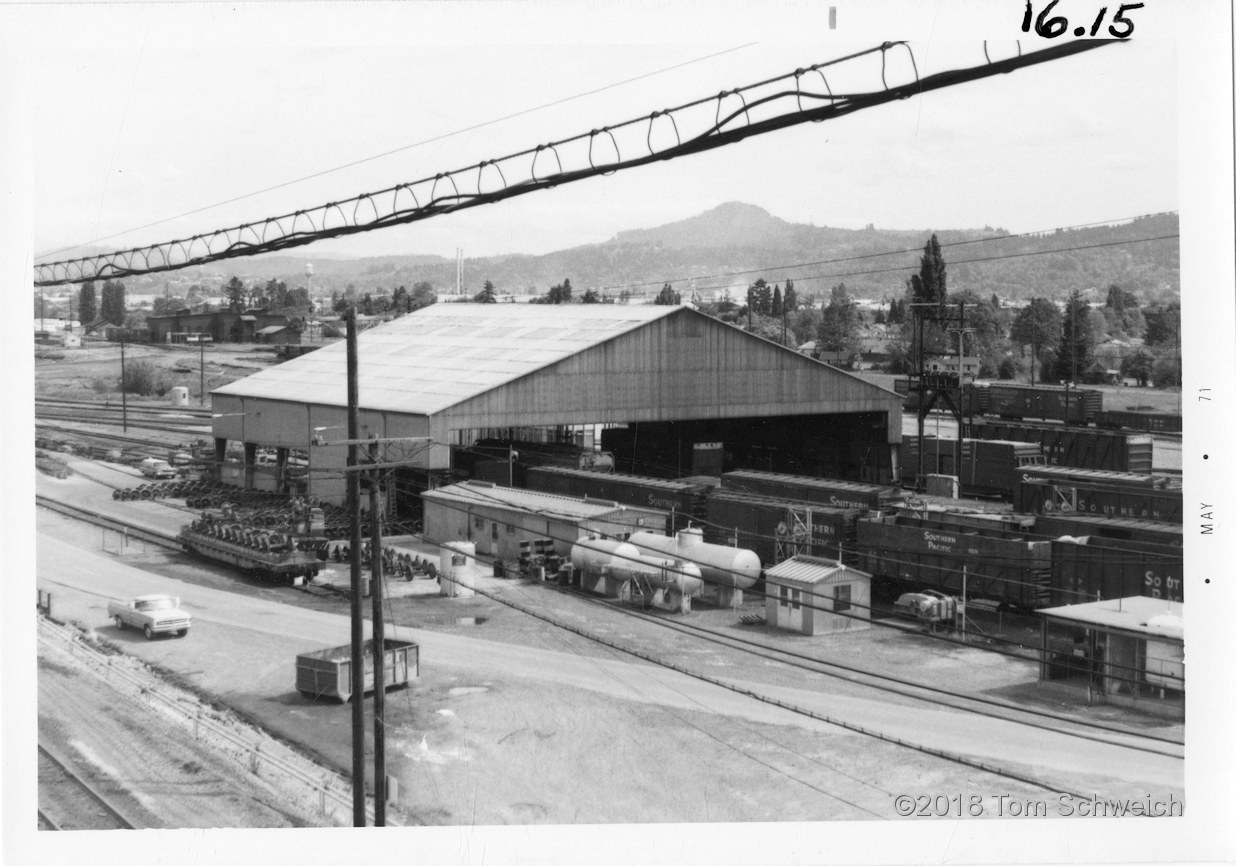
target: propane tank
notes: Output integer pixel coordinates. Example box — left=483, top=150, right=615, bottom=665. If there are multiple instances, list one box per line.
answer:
left=627, top=527, right=760, bottom=589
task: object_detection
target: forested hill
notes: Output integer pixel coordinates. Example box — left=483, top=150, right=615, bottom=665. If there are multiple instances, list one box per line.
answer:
left=119, top=202, right=1180, bottom=305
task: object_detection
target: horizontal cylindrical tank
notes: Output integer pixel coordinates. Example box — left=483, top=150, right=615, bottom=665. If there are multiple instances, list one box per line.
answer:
left=570, top=537, right=703, bottom=597
left=627, top=527, right=760, bottom=589
left=610, top=556, right=703, bottom=597
left=570, top=537, right=642, bottom=576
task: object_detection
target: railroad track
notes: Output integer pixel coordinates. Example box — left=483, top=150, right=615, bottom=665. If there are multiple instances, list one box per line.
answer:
left=38, top=742, right=138, bottom=831
left=36, top=494, right=183, bottom=552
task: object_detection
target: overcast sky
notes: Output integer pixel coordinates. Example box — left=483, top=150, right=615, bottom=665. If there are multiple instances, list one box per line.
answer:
left=10, top=2, right=1193, bottom=266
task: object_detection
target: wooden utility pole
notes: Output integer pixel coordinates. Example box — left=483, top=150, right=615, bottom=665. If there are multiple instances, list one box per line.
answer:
left=345, top=306, right=366, bottom=826
left=368, top=436, right=387, bottom=825
left=120, top=339, right=128, bottom=432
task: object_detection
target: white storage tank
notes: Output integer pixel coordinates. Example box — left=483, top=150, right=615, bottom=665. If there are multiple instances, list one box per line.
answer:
left=440, top=541, right=477, bottom=598
left=170, top=385, right=190, bottom=406
left=628, top=527, right=761, bottom=607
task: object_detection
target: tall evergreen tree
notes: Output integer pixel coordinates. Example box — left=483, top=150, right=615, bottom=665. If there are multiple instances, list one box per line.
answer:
left=1056, top=291, right=1095, bottom=383
left=771, top=285, right=783, bottom=318
left=78, top=281, right=97, bottom=325
left=783, top=279, right=798, bottom=313
left=225, top=276, right=246, bottom=311
left=475, top=280, right=498, bottom=303
left=654, top=283, right=680, bottom=305
left=909, top=234, right=947, bottom=307
left=747, top=278, right=772, bottom=316
left=1010, top=297, right=1064, bottom=381
left=100, top=280, right=127, bottom=325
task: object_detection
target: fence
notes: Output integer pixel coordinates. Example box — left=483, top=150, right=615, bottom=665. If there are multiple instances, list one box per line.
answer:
left=36, top=616, right=393, bottom=826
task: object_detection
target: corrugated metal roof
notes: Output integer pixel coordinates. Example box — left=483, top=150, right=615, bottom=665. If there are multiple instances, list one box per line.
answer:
left=765, top=555, right=863, bottom=586
left=422, top=480, right=627, bottom=521
left=214, top=304, right=677, bottom=414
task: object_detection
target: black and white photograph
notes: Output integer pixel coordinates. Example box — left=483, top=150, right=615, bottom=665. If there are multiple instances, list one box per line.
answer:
left=3, top=2, right=1233, bottom=864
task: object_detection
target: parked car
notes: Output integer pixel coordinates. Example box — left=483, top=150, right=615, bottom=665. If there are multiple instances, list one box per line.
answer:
left=139, top=457, right=177, bottom=479
left=107, top=594, right=191, bottom=639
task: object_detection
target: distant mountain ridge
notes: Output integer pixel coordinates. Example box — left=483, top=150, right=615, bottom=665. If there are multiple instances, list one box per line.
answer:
left=105, top=202, right=1181, bottom=306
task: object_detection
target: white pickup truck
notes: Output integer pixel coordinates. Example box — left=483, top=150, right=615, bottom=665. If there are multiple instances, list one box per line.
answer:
left=107, top=594, right=191, bottom=639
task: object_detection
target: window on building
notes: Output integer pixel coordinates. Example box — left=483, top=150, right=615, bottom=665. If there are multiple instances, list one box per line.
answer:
left=790, top=588, right=800, bottom=610
left=506, top=524, right=515, bottom=534
left=491, top=522, right=499, bottom=541
left=780, top=585, right=790, bottom=607
left=473, top=516, right=484, bottom=530
left=833, top=584, right=851, bottom=613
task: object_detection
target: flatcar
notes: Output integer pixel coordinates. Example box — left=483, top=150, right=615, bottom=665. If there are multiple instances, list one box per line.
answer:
left=179, top=517, right=321, bottom=582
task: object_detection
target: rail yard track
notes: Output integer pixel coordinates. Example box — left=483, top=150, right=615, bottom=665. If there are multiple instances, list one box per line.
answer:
left=38, top=742, right=139, bottom=831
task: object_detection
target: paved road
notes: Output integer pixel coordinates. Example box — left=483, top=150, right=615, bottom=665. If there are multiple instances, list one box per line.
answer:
left=36, top=528, right=1182, bottom=797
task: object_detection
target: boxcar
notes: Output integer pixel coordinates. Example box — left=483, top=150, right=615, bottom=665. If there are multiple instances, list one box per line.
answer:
left=901, top=438, right=1046, bottom=499
left=984, top=384, right=1103, bottom=425
left=524, top=467, right=709, bottom=532
left=1050, top=536, right=1183, bottom=606
left=719, top=469, right=898, bottom=512
left=703, top=489, right=861, bottom=566
left=1017, top=478, right=1184, bottom=523
left=1032, top=513, right=1183, bottom=547
left=1015, top=464, right=1168, bottom=489
left=970, top=420, right=1154, bottom=474
left=855, top=515, right=1053, bottom=609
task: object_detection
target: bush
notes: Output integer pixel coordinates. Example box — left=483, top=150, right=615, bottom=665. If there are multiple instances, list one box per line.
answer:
left=91, top=377, right=113, bottom=394
left=122, top=359, right=171, bottom=396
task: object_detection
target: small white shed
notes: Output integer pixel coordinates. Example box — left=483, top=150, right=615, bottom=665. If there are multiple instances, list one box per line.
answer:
left=764, top=555, right=871, bottom=635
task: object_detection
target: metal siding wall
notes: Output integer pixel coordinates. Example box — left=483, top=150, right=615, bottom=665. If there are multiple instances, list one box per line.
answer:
left=442, top=310, right=901, bottom=431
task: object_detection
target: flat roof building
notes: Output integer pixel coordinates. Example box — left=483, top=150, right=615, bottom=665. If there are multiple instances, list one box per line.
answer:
left=1038, top=596, right=1183, bottom=718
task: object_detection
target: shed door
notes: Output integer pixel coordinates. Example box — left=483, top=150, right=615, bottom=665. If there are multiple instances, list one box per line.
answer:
left=778, top=584, right=803, bottom=632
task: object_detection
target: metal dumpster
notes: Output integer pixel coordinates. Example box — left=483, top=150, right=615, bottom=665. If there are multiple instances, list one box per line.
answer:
left=295, top=638, right=419, bottom=703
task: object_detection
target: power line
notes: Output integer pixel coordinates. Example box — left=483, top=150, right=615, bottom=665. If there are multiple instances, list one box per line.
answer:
left=587, top=212, right=1180, bottom=295
left=34, top=39, right=1122, bottom=287
left=38, top=42, right=759, bottom=261
left=591, top=232, right=1180, bottom=298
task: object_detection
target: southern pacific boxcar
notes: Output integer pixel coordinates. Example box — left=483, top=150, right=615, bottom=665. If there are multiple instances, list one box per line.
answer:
left=1016, top=478, right=1184, bottom=523
left=703, top=489, right=861, bottom=566
left=719, top=469, right=898, bottom=512
left=1032, top=513, right=1184, bottom=547
left=982, top=383, right=1103, bottom=425
left=855, top=515, right=1053, bottom=609
left=1050, top=536, right=1183, bottom=606
left=1095, top=410, right=1183, bottom=434
left=901, top=438, right=1046, bottom=499
left=969, top=419, right=1154, bottom=474
left=524, top=467, right=709, bottom=532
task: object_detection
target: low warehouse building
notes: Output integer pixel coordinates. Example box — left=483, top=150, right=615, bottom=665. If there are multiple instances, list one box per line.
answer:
left=1038, top=596, right=1183, bottom=719
left=764, top=556, right=871, bottom=635
left=421, top=481, right=670, bottom=569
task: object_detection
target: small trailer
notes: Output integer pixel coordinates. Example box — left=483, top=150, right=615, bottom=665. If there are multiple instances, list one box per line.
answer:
left=295, top=638, right=419, bottom=703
